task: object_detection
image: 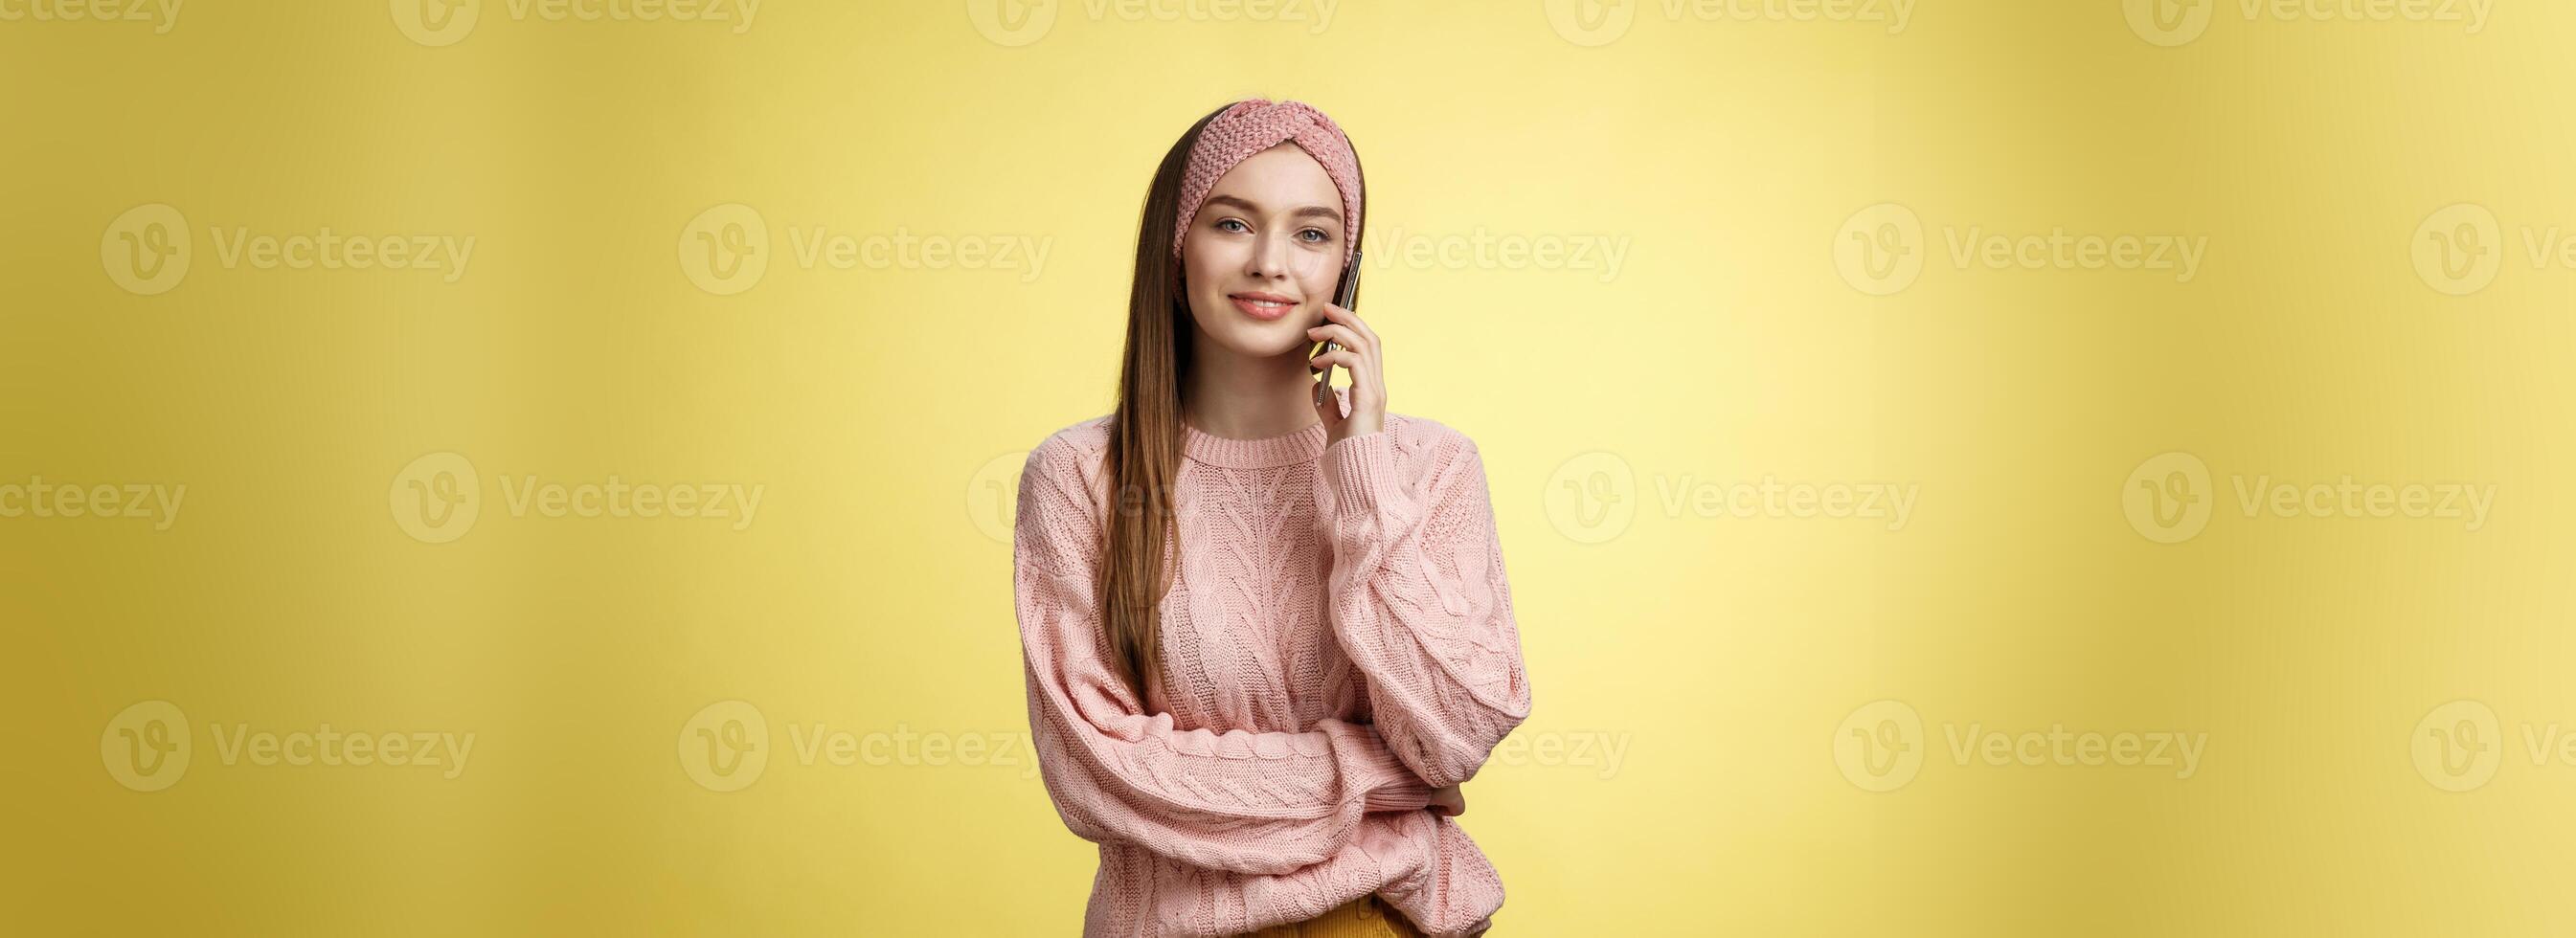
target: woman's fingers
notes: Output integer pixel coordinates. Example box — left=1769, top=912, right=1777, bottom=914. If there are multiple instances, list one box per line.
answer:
left=1308, top=350, right=1360, bottom=372
left=1426, top=783, right=1465, bottom=817
left=1305, top=323, right=1364, bottom=350
left=1319, top=302, right=1378, bottom=346
left=1314, top=302, right=1386, bottom=441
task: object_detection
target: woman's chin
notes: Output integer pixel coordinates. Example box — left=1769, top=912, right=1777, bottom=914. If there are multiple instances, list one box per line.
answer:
left=1197, top=325, right=1311, bottom=361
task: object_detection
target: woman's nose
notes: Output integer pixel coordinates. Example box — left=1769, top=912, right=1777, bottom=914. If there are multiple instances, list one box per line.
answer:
left=1246, top=230, right=1291, bottom=279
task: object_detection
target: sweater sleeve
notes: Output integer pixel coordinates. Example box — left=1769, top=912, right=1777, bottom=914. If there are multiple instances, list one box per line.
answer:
left=1318, top=428, right=1534, bottom=790
left=1012, top=434, right=1436, bottom=877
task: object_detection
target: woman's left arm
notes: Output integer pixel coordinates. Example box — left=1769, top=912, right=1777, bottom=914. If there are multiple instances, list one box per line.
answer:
left=1316, top=427, right=1534, bottom=790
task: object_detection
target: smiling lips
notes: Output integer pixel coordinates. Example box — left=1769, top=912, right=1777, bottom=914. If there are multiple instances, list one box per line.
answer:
left=1228, top=292, right=1298, bottom=322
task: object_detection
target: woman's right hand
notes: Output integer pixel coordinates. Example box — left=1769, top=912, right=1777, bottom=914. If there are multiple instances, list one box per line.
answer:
left=1427, top=784, right=1465, bottom=817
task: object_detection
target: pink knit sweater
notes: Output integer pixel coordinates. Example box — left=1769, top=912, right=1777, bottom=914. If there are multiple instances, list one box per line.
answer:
left=1012, top=393, right=1533, bottom=937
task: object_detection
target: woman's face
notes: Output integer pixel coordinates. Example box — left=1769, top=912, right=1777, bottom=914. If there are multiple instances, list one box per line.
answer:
left=1179, top=142, right=1350, bottom=360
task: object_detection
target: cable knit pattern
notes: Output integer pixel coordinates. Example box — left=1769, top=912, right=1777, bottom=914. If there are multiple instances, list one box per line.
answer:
left=1013, top=389, right=1532, bottom=937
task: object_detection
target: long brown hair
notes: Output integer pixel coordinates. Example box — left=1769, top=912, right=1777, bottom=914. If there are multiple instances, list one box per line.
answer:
left=1098, top=102, right=1367, bottom=709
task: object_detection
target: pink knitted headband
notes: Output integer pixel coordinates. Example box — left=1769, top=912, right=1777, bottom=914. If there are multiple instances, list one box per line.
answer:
left=1171, top=99, right=1364, bottom=266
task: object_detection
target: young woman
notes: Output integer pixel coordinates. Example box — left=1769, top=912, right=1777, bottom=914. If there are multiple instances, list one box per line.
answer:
left=1012, top=98, right=1533, bottom=937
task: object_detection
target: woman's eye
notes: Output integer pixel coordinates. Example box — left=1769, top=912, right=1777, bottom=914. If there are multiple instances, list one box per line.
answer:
left=1299, top=229, right=1329, bottom=243
left=1216, top=219, right=1249, bottom=234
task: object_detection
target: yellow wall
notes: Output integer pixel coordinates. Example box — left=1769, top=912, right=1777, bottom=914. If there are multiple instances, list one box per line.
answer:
left=9, top=1, right=2572, bottom=934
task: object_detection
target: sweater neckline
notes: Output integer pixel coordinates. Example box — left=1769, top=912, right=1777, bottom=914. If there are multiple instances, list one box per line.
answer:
left=1180, top=388, right=1344, bottom=469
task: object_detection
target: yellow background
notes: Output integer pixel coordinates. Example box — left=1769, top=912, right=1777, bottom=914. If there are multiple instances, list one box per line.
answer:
left=7, top=0, right=2574, bottom=934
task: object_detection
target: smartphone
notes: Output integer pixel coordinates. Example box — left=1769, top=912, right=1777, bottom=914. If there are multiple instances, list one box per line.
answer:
left=1313, top=249, right=1362, bottom=401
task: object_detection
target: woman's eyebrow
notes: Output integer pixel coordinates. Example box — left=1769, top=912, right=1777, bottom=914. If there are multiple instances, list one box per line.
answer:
left=1204, top=194, right=1343, bottom=223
